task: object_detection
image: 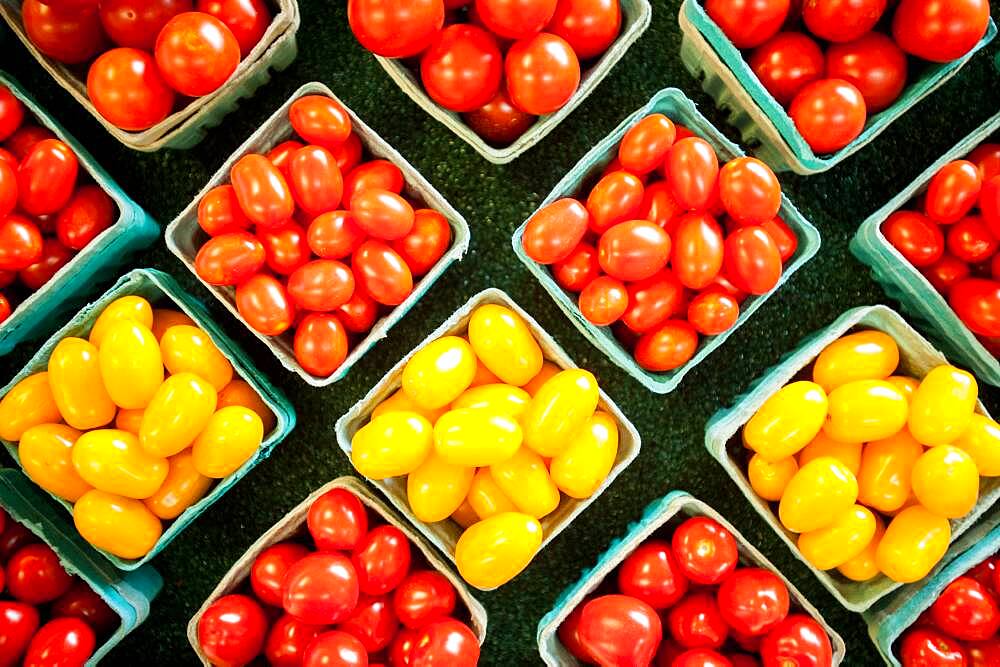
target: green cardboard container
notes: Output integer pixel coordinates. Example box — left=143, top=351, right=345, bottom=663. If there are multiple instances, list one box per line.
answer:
left=851, top=110, right=1000, bottom=387
left=677, top=0, right=997, bottom=174
left=0, top=269, right=296, bottom=570
left=0, top=71, right=158, bottom=355
left=512, top=87, right=820, bottom=394
left=0, top=469, right=163, bottom=665
left=704, top=304, right=1000, bottom=612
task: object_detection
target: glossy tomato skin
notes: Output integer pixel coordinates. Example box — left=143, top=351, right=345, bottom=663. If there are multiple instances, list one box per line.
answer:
left=554, top=243, right=600, bottom=292
left=900, top=629, right=967, bottom=667
left=23, top=617, right=95, bottom=667
left=52, top=580, right=119, bottom=637
left=475, top=0, right=557, bottom=39
left=308, top=211, right=367, bottom=260
left=640, top=181, right=684, bottom=231
left=352, top=240, right=414, bottom=306
left=5, top=125, right=55, bottom=161
left=802, top=0, right=886, bottom=43
left=0, top=86, right=25, bottom=143
left=302, top=630, right=368, bottom=667
left=672, top=516, right=739, bottom=585
left=929, top=576, right=1000, bottom=641
left=462, top=89, right=536, bottom=146
left=925, top=160, right=983, bottom=225
left=673, top=212, right=725, bottom=290
left=230, top=154, right=295, bottom=228
left=392, top=570, right=457, bottom=629
left=0, top=601, right=39, bottom=665
left=87, top=48, right=176, bottom=131
left=283, top=552, right=360, bottom=625
left=350, top=189, right=414, bottom=241
left=197, top=594, right=269, bottom=666
left=348, top=0, right=445, bottom=57
left=250, top=542, right=310, bottom=607
left=587, top=170, right=645, bottom=234
left=673, top=648, right=734, bottom=667
left=264, top=614, right=325, bottom=667
left=598, top=219, right=671, bottom=282
left=289, top=146, right=344, bottom=218
left=408, top=618, right=479, bottom=667
left=968, top=639, right=1000, bottom=667
left=342, top=160, right=404, bottom=205
left=53, top=185, right=114, bottom=251
left=290, top=96, right=353, bottom=151
left=546, top=0, right=620, bottom=59
left=421, top=25, right=503, bottom=113
left=688, top=289, right=740, bottom=335
left=294, top=313, right=349, bottom=377
left=22, top=0, right=107, bottom=64
left=705, top=0, right=790, bottom=48
left=197, top=0, right=272, bottom=57
left=667, top=592, right=730, bottom=649
left=882, top=211, right=944, bottom=268
left=0, top=160, right=14, bottom=220
left=194, top=231, right=265, bottom=285
left=748, top=32, right=824, bottom=105
left=789, top=79, right=866, bottom=154
left=198, top=184, right=251, bottom=237
left=634, top=319, right=699, bottom=371
left=825, top=33, right=907, bottom=113
left=308, top=487, right=369, bottom=551
left=259, top=222, right=311, bottom=276
left=0, top=214, right=43, bottom=272
left=235, top=273, right=297, bottom=336
left=17, top=139, right=77, bottom=217
left=287, top=259, right=355, bottom=312
left=579, top=276, right=629, bottom=326
left=392, top=208, right=451, bottom=276
left=667, top=138, right=720, bottom=212
left=558, top=603, right=593, bottom=662
left=719, top=157, right=781, bottom=226
left=19, top=238, right=74, bottom=290
left=351, top=525, right=411, bottom=596
left=950, top=278, right=1000, bottom=337
left=948, top=216, right=998, bottom=264
left=523, top=199, right=589, bottom=266
left=892, top=0, right=990, bottom=62
left=724, top=226, right=783, bottom=295
left=578, top=595, right=662, bottom=666
left=617, top=540, right=689, bottom=609
left=619, top=114, right=676, bottom=175
left=760, top=614, right=832, bottom=667
left=717, top=568, right=790, bottom=637
left=505, top=33, right=581, bottom=116
left=338, top=594, right=398, bottom=653
left=100, top=0, right=192, bottom=50
left=622, top=270, right=687, bottom=333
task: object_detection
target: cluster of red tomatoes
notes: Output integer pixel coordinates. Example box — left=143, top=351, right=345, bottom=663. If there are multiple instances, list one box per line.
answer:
left=193, top=94, right=452, bottom=378
left=522, top=113, right=796, bottom=373
left=882, top=144, right=1000, bottom=352
left=0, top=85, right=117, bottom=326
left=347, top=0, right=621, bottom=146
left=0, top=508, right=119, bottom=666
left=557, top=515, right=834, bottom=667
left=197, top=487, right=480, bottom=667
left=20, top=0, right=273, bottom=131
left=705, top=0, right=991, bottom=154
left=899, top=552, right=1000, bottom=666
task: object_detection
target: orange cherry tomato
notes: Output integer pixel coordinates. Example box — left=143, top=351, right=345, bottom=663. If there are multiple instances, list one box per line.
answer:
left=287, top=259, right=355, bottom=312
left=154, top=11, right=240, bottom=97
left=618, top=114, right=676, bottom=175
left=586, top=171, right=645, bottom=234
left=579, top=276, right=628, bottom=326
left=288, top=146, right=343, bottom=218
left=789, top=79, right=866, bottom=154
left=348, top=0, right=444, bottom=57
left=598, top=220, right=671, bottom=282
left=289, top=95, right=353, bottom=149
left=267, top=139, right=304, bottom=176
left=87, top=48, right=176, bottom=131
left=230, top=154, right=295, bottom=228
left=307, top=210, right=367, bottom=260
left=352, top=240, right=413, bottom=306
left=259, top=222, right=310, bottom=276
left=337, top=290, right=379, bottom=333
left=719, top=157, right=781, bottom=226
left=475, top=0, right=556, bottom=39
left=522, top=198, right=590, bottom=265
left=350, top=189, right=415, bottom=241
left=194, top=231, right=265, bottom=286
left=638, top=181, right=684, bottom=231
left=762, top=217, right=797, bottom=262
left=342, top=160, right=404, bottom=206
left=391, top=209, right=451, bottom=276
left=665, top=138, right=719, bottom=211
left=505, top=33, right=580, bottom=115
left=622, top=269, right=687, bottom=333
left=688, top=289, right=739, bottom=335
left=294, top=313, right=349, bottom=377
left=672, top=212, right=724, bottom=290
left=635, top=320, right=698, bottom=371
left=235, top=274, right=296, bottom=336
left=197, top=184, right=251, bottom=237
left=553, top=242, right=600, bottom=292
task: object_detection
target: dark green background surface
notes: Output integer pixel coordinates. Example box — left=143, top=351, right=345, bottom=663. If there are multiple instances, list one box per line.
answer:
left=3, top=1, right=1000, bottom=663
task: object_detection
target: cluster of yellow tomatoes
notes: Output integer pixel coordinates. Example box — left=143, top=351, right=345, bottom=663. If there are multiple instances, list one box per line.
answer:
left=0, top=296, right=275, bottom=560
left=350, top=303, right=620, bottom=589
left=743, top=330, right=997, bottom=584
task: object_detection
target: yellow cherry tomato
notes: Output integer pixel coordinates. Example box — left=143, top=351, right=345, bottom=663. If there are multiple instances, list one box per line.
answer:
left=401, top=336, right=476, bottom=410
left=88, top=296, right=153, bottom=347
left=351, top=412, right=433, bottom=479
left=823, top=379, right=908, bottom=443
left=467, top=468, right=517, bottom=519
left=160, top=325, right=233, bottom=391
left=192, top=406, right=264, bottom=479
left=798, top=431, right=862, bottom=476
left=797, top=503, right=877, bottom=570
left=522, top=361, right=560, bottom=397
left=887, top=376, right=920, bottom=402
left=150, top=308, right=195, bottom=341
left=407, top=453, right=475, bottom=523
left=856, top=428, right=923, bottom=513
left=743, top=381, right=828, bottom=462
left=143, top=450, right=213, bottom=520
left=778, top=457, right=858, bottom=533
left=911, top=445, right=979, bottom=518
left=469, top=360, right=500, bottom=387
left=217, top=380, right=276, bottom=434
left=18, top=424, right=90, bottom=502
left=98, top=320, right=164, bottom=410
left=954, top=414, right=1000, bottom=476
left=451, top=499, right=479, bottom=528
left=140, top=373, right=217, bottom=457
left=909, top=365, right=979, bottom=446
left=72, top=429, right=168, bottom=499
left=812, top=331, right=899, bottom=393
left=74, top=489, right=162, bottom=559
left=550, top=411, right=619, bottom=499
left=490, top=447, right=561, bottom=519
left=876, top=505, right=951, bottom=583
left=372, top=389, right=446, bottom=424
left=434, top=408, right=522, bottom=466
left=748, top=453, right=798, bottom=502
left=451, top=384, right=531, bottom=419
left=115, top=408, right=144, bottom=435
left=0, top=372, right=61, bottom=441
left=522, top=369, right=599, bottom=457
left=48, top=338, right=116, bottom=430
left=837, top=515, right=885, bottom=582
left=467, top=304, right=543, bottom=386
left=455, top=511, right=542, bottom=588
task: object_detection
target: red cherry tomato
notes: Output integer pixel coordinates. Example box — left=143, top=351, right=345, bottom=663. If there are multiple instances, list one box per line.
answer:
left=634, top=320, right=699, bottom=371
left=981, top=176, right=1000, bottom=238
left=672, top=517, right=739, bottom=585
left=308, top=488, right=369, bottom=551
left=294, top=313, right=349, bottom=377
left=587, top=170, right=645, bottom=233
left=198, top=185, right=251, bottom=236
left=392, top=571, right=457, bottom=630
left=389, top=627, right=418, bottom=667
left=259, top=222, right=311, bottom=276
left=410, top=618, right=479, bottom=667
left=475, top=0, right=556, bottom=39
left=342, top=160, right=404, bottom=206
left=761, top=217, right=797, bottom=262
left=968, top=557, right=1000, bottom=595
left=421, top=25, right=502, bottom=113
left=198, top=594, right=268, bottom=666
left=338, top=290, right=379, bottom=333
left=6, top=544, right=73, bottom=605
left=350, top=189, right=415, bottom=241
left=578, top=595, right=662, bottom=666
left=338, top=594, right=398, bottom=653
left=968, top=639, right=1000, bottom=667
left=688, top=289, right=740, bottom=335
left=267, top=140, right=304, bottom=177
left=462, top=89, right=537, bottom=146
left=825, top=33, right=907, bottom=113
left=881, top=211, right=944, bottom=268
left=265, top=614, right=325, bottom=667
left=789, top=79, right=866, bottom=154
left=950, top=278, right=1000, bottom=337
left=283, top=553, right=360, bottom=625
left=194, top=231, right=265, bottom=285
left=87, top=48, right=176, bottom=131
left=618, top=540, right=690, bottom=610
left=251, top=542, right=310, bottom=607
left=554, top=243, right=601, bottom=292
left=558, top=603, right=593, bottom=662
left=19, top=238, right=74, bottom=290
left=948, top=216, right=998, bottom=264
left=52, top=580, right=118, bottom=637
left=0, top=86, right=24, bottom=143
left=0, top=214, right=43, bottom=271
left=17, top=139, right=78, bottom=216
left=929, top=576, right=1000, bottom=641
left=970, top=145, right=1000, bottom=182
left=0, top=522, right=39, bottom=561
left=667, top=592, right=730, bottom=649
left=674, top=649, right=734, bottom=667
left=618, top=114, right=676, bottom=175
left=352, top=240, right=414, bottom=306
left=719, top=157, right=781, bottom=226
left=0, top=160, right=17, bottom=220
left=348, top=0, right=444, bottom=57
left=0, top=601, right=39, bottom=666
left=56, top=184, right=116, bottom=250
left=5, top=125, right=55, bottom=161
left=230, top=154, right=295, bottom=228
left=598, top=219, right=671, bottom=281
left=289, top=146, right=344, bottom=217
left=308, top=211, right=367, bottom=260
left=717, top=568, right=790, bottom=637
left=802, top=0, right=886, bottom=43
left=522, top=198, right=590, bottom=264
left=704, top=0, right=790, bottom=48
left=546, top=0, right=620, bottom=59
left=760, top=615, right=832, bottom=667
left=235, top=273, right=297, bottom=335
left=289, top=96, right=353, bottom=151
left=391, top=208, right=451, bottom=276
left=154, top=11, right=241, bottom=97
left=22, top=617, right=95, bottom=667
left=672, top=212, right=724, bottom=289
left=579, top=276, right=629, bottom=326
left=22, top=0, right=107, bottom=64
left=639, top=181, right=684, bottom=231
left=197, top=0, right=272, bottom=58
left=748, top=32, right=824, bottom=105
left=892, top=0, right=989, bottom=62
left=100, top=0, right=192, bottom=50
left=666, top=138, right=720, bottom=212
left=505, top=33, right=581, bottom=116
left=925, top=160, right=983, bottom=225
left=351, top=525, right=411, bottom=596
left=724, top=226, right=782, bottom=295
left=302, top=630, right=368, bottom=667
left=622, top=269, right=687, bottom=333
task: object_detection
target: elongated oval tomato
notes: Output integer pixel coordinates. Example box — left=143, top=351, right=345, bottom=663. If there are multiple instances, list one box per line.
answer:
left=289, top=145, right=343, bottom=217
left=522, top=198, right=589, bottom=264
left=198, top=184, right=251, bottom=236
left=587, top=171, right=644, bottom=234
left=230, top=154, right=295, bottom=228
left=618, top=114, right=675, bottom=175
left=194, top=232, right=265, bottom=285
left=391, top=208, right=451, bottom=276
left=598, top=220, right=671, bottom=282
left=352, top=240, right=413, bottom=306
left=287, top=259, right=355, bottom=312
left=724, top=226, right=782, bottom=295
left=235, top=274, right=296, bottom=335
left=925, top=160, right=982, bottom=225
left=17, top=139, right=78, bottom=217
left=719, top=156, right=781, bottom=226
left=294, top=313, right=348, bottom=376
left=290, top=95, right=353, bottom=148
left=672, top=212, right=724, bottom=290
left=665, top=138, right=719, bottom=211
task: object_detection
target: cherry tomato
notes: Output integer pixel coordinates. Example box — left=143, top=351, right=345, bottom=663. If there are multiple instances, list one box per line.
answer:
left=666, top=138, right=719, bottom=211
left=622, top=269, right=686, bottom=333
left=19, top=238, right=73, bottom=290
left=462, top=89, right=536, bottom=146
left=578, top=276, right=628, bottom=326
left=748, top=32, right=824, bottom=105
left=352, top=240, right=414, bottom=305
left=930, top=576, right=1000, bottom=641
left=554, top=242, right=600, bottom=291
left=705, top=0, right=789, bottom=48
left=388, top=627, right=418, bottom=667
left=197, top=184, right=249, bottom=237
left=197, top=0, right=271, bottom=57
left=802, top=0, right=885, bottom=43
left=882, top=211, right=944, bottom=268
left=586, top=172, right=643, bottom=235
left=558, top=603, right=593, bottom=662
left=545, top=0, right=620, bottom=59
left=251, top=542, right=310, bottom=607
left=639, top=180, right=684, bottom=231
left=476, top=0, right=556, bottom=38
left=968, top=639, right=1000, bottom=667
left=338, top=290, right=379, bottom=333
left=338, top=594, right=398, bottom=653
left=617, top=540, right=689, bottom=609
left=598, top=219, right=671, bottom=281
left=719, top=157, right=781, bottom=226
left=760, top=615, right=832, bottom=667
left=308, top=211, right=367, bottom=260
left=724, top=226, right=782, bottom=295
left=154, top=11, right=241, bottom=96
left=618, top=114, right=676, bottom=175
left=391, top=208, right=451, bottom=276
left=235, top=273, right=296, bottom=335
left=522, top=198, right=589, bottom=264
left=505, top=33, right=581, bottom=115
left=330, top=137, right=363, bottom=184
left=717, top=568, right=789, bottom=637
left=950, top=278, right=1000, bottom=337
left=290, top=96, right=353, bottom=151
left=17, top=139, right=77, bottom=217
left=52, top=580, right=118, bottom=637
left=0, top=522, right=39, bottom=562
left=194, top=231, right=265, bottom=285
left=789, top=79, right=866, bottom=154
left=925, top=160, right=983, bottom=225
left=287, top=259, right=355, bottom=312
left=302, top=630, right=368, bottom=667
left=100, top=0, right=192, bottom=50
left=421, top=25, right=502, bottom=113
left=674, top=649, right=734, bottom=667
left=0, top=214, right=43, bottom=271
left=0, top=160, right=14, bottom=221
left=635, top=320, right=698, bottom=371
left=350, top=189, right=414, bottom=241
left=672, top=517, right=739, bottom=585
left=900, top=628, right=968, bottom=667
left=230, top=153, right=295, bottom=228
left=672, top=212, right=724, bottom=289
left=825, top=33, right=907, bottom=113
left=308, top=487, right=369, bottom=551
left=0, top=601, right=38, bottom=666
left=294, top=313, right=349, bottom=376
left=688, top=289, right=739, bottom=335
left=22, top=0, right=107, bottom=64
left=948, top=215, right=997, bottom=263
left=259, top=222, right=310, bottom=276
left=5, top=125, right=55, bottom=161
left=51, top=185, right=114, bottom=252
left=0, top=86, right=24, bottom=143
left=283, top=553, right=360, bottom=625
left=392, top=571, right=456, bottom=629
left=6, top=543, right=72, bottom=604
left=579, top=595, right=662, bottom=666
left=265, top=614, right=324, bottom=667
left=982, top=176, right=1000, bottom=238
left=351, top=525, right=411, bottom=596
left=892, top=0, right=989, bottom=62
left=667, top=591, right=729, bottom=649
left=268, top=140, right=304, bottom=177
left=287, top=145, right=343, bottom=217
left=23, top=618, right=95, bottom=667
left=87, top=48, right=176, bottom=131
left=342, top=161, right=404, bottom=207
left=348, top=0, right=444, bottom=57
left=198, top=594, right=268, bottom=666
